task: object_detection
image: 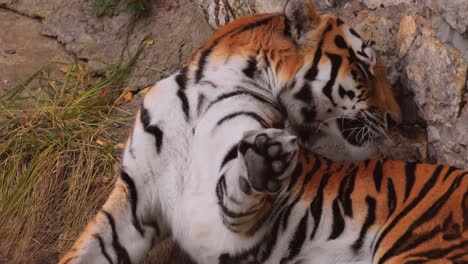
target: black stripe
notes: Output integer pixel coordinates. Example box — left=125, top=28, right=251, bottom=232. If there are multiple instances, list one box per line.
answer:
left=449, top=248, right=468, bottom=262
left=281, top=211, right=309, bottom=263
left=303, top=157, right=322, bottom=186
left=102, top=210, right=132, bottom=264
left=378, top=170, right=464, bottom=264
left=294, top=83, right=313, bottom=103
left=216, top=111, right=269, bottom=128
left=310, top=169, right=332, bottom=240
left=387, top=178, right=397, bottom=216
left=380, top=228, right=442, bottom=264
left=140, top=106, right=163, bottom=153
left=304, top=24, right=332, bottom=81
left=338, top=85, right=356, bottom=100
left=216, top=175, right=227, bottom=206
left=283, top=16, right=292, bottom=37
left=373, top=161, right=383, bottom=192
left=349, top=28, right=361, bottom=39
left=404, top=162, right=416, bottom=202
left=176, top=90, right=190, bottom=121
left=243, top=57, right=257, bottom=78
left=197, top=93, right=206, bottom=116
left=334, top=35, right=348, bottom=49
left=206, top=89, right=278, bottom=112
left=443, top=166, right=459, bottom=181
left=175, top=67, right=188, bottom=89
left=357, top=43, right=370, bottom=59
left=219, top=212, right=282, bottom=263
left=120, top=171, right=144, bottom=236
left=338, top=166, right=358, bottom=217
left=413, top=240, right=468, bottom=260
left=281, top=203, right=294, bottom=231
left=195, top=16, right=275, bottom=84
left=322, top=52, right=342, bottom=106
left=176, top=68, right=190, bottom=120
left=220, top=202, right=258, bottom=218
left=363, top=159, right=371, bottom=168
left=329, top=198, right=345, bottom=239
left=216, top=175, right=257, bottom=219
left=336, top=18, right=344, bottom=26
left=93, top=234, right=114, bottom=264
left=287, top=163, right=303, bottom=191
left=352, top=196, right=376, bottom=252
left=195, top=48, right=212, bottom=83
left=221, top=144, right=238, bottom=168
left=373, top=165, right=443, bottom=261
left=463, top=187, right=468, bottom=229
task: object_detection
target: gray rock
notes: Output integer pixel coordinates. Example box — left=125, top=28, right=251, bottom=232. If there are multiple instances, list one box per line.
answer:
left=436, top=20, right=454, bottom=43
left=404, top=28, right=466, bottom=123
left=38, top=1, right=213, bottom=87
left=361, top=0, right=412, bottom=9
left=397, top=15, right=417, bottom=58
left=403, top=27, right=467, bottom=168
left=434, top=0, right=468, bottom=34
left=0, top=9, right=68, bottom=91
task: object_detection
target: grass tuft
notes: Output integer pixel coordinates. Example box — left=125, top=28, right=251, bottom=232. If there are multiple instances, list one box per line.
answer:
left=0, top=45, right=143, bottom=263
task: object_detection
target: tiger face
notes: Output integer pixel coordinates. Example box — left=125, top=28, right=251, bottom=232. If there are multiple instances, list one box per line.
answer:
left=278, top=0, right=401, bottom=157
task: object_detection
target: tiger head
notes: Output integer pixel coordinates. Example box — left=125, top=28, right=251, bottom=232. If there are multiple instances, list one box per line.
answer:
left=275, top=0, right=401, bottom=158
left=193, top=0, right=400, bottom=160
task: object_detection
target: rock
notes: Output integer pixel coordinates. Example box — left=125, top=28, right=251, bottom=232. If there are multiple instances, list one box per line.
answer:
left=39, top=1, right=213, bottom=87
left=436, top=20, right=454, bottom=43
left=452, top=32, right=468, bottom=61
left=354, top=15, right=398, bottom=52
left=433, top=0, right=468, bottom=34
left=404, top=27, right=466, bottom=123
left=0, top=9, right=68, bottom=89
left=380, top=126, right=428, bottom=162
left=403, top=27, right=468, bottom=168
left=4, top=49, right=16, bottom=55
left=397, top=15, right=417, bottom=58
left=0, top=0, right=65, bottom=17
left=361, top=0, right=411, bottom=9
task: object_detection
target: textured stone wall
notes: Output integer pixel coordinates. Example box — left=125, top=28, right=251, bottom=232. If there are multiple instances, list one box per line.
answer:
left=343, top=0, right=468, bottom=168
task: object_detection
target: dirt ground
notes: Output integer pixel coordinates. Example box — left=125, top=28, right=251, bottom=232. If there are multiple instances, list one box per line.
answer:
left=0, top=9, right=68, bottom=95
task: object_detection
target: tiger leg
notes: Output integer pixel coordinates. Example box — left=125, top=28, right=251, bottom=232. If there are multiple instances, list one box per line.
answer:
left=216, top=128, right=299, bottom=234
left=59, top=168, right=170, bottom=264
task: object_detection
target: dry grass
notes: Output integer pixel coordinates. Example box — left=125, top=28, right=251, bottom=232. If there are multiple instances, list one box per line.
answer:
left=0, top=46, right=143, bottom=263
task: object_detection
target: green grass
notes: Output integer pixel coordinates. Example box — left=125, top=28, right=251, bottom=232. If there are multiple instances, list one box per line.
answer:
left=0, top=45, right=143, bottom=263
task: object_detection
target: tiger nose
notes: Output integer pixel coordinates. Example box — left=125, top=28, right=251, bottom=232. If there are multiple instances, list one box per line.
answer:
left=385, top=112, right=401, bottom=129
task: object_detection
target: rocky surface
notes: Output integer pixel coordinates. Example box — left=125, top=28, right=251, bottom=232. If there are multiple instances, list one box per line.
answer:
left=346, top=0, right=468, bottom=168
left=0, top=9, right=68, bottom=95
left=1, top=0, right=213, bottom=90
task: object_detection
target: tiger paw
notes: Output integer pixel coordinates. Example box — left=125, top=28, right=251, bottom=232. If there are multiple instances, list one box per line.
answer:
left=239, top=128, right=298, bottom=193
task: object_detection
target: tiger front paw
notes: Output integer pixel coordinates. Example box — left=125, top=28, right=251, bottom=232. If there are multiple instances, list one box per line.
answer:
left=239, top=128, right=299, bottom=193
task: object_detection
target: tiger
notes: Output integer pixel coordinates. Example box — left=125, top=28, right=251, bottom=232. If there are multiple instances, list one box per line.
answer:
left=58, top=0, right=407, bottom=263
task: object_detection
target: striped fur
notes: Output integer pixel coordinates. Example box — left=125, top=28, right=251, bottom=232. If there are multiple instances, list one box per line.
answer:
left=59, top=1, right=411, bottom=263
left=217, top=139, right=468, bottom=263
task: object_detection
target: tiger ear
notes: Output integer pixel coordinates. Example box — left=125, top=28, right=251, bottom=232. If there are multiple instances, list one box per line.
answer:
left=284, top=0, right=320, bottom=40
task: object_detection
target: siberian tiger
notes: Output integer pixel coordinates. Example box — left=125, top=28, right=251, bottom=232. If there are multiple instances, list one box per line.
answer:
left=57, top=0, right=433, bottom=263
